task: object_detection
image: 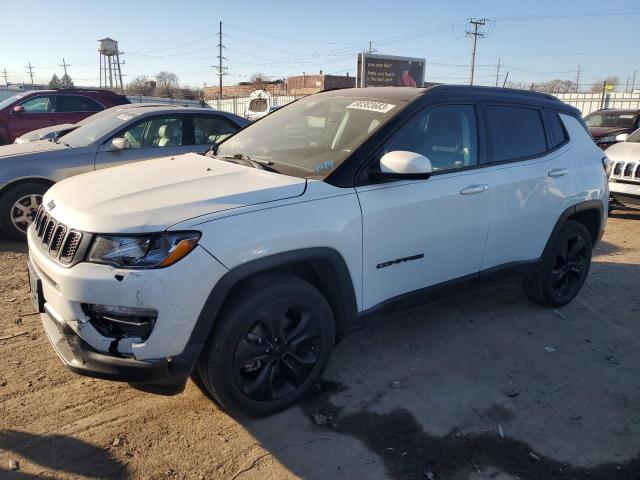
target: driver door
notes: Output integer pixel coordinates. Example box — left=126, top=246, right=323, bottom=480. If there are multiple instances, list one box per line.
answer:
left=355, top=103, right=494, bottom=310
left=94, top=115, right=189, bottom=170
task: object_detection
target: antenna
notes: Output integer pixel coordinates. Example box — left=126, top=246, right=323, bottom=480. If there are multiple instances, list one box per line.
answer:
left=465, top=18, right=487, bottom=86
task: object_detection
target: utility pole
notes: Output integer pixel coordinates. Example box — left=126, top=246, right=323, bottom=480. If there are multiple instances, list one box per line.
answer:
left=600, top=80, right=608, bottom=109
left=1, top=68, right=8, bottom=86
left=502, top=71, right=509, bottom=88
left=495, top=58, right=501, bottom=87
left=25, top=62, right=35, bottom=85
left=59, top=58, right=71, bottom=76
left=575, top=64, right=581, bottom=93
left=631, top=70, right=637, bottom=93
left=216, top=21, right=226, bottom=100
left=466, top=18, right=487, bottom=86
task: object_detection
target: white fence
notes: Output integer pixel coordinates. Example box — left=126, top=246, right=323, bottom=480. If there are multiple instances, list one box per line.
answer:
left=555, top=92, right=640, bottom=115
left=206, top=95, right=303, bottom=116
left=126, top=94, right=204, bottom=108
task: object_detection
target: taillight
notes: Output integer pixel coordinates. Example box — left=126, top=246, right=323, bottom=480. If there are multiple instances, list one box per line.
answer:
left=602, top=156, right=612, bottom=177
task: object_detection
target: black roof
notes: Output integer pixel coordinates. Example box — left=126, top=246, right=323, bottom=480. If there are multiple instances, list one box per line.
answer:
left=315, top=85, right=577, bottom=114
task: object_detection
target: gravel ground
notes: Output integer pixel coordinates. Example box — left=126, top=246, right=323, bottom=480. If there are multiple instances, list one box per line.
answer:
left=1, top=211, right=639, bottom=479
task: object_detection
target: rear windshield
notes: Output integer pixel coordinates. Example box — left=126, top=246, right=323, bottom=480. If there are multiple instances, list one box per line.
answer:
left=218, top=94, right=403, bottom=179
left=585, top=112, right=636, bottom=128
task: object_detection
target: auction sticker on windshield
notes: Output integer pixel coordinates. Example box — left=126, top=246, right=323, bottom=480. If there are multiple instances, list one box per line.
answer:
left=346, top=101, right=395, bottom=113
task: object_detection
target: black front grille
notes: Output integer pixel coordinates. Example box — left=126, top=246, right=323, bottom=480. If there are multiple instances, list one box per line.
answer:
left=32, top=206, right=84, bottom=264
left=60, top=231, right=82, bottom=263
left=624, top=163, right=635, bottom=177
left=613, top=162, right=623, bottom=176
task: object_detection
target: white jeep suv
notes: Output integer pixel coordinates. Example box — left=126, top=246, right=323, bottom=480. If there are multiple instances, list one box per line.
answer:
left=27, top=86, right=608, bottom=416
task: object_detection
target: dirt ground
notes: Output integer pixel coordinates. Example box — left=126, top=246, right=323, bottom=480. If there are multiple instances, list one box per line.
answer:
left=1, top=212, right=639, bottom=480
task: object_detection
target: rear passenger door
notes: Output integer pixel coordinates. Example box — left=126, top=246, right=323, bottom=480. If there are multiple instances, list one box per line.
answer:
left=356, top=103, right=494, bottom=310
left=94, top=114, right=190, bottom=170
left=59, top=94, right=104, bottom=124
left=189, top=114, right=241, bottom=153
left=480, top=103, right=575, bottom=270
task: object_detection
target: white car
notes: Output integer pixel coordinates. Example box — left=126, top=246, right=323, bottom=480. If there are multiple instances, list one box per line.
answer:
left=607, top=128, right=640, bottom=210
left=27, top=86, right=608, bottom=416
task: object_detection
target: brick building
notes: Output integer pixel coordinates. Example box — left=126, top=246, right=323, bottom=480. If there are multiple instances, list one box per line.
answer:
left=286, top=73, right=355, bottom=95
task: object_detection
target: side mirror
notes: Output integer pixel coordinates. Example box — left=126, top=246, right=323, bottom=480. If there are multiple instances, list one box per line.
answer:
left=615, top=133, right=629, bottom=142
left=11, top=105, right=24, bottom=114
left=111, top=137, right=129, bottom=150
left=372, top=151, right=432, bottom=181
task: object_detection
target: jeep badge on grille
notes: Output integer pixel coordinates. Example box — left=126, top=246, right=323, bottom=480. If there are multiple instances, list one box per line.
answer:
left=47, top=199, right=55, bottom=211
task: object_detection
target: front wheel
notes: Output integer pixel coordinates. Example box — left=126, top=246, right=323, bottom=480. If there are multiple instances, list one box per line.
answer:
left=0, top=183, right=48, bottom=241
left=524, top=220, right=592, bottom=307
left=197, top=273, right=335, bottom=417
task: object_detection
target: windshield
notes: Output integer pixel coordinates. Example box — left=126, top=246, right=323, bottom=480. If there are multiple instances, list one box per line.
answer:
left=585, top=112, right=637, bottom=128
left=61, top=110, right=141, bottom=148
left=217, top=95, right=402, bottom=179
left=0, top=92, right=28, bottom=110
left=627, top=129, right=640, bottom=143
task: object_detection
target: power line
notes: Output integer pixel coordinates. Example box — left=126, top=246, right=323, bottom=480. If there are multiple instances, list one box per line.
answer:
left=466, top=18, right=487, bottom=85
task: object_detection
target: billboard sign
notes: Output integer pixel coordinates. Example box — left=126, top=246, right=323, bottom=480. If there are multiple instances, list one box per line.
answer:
left=357, top=53, right=425, bottom=88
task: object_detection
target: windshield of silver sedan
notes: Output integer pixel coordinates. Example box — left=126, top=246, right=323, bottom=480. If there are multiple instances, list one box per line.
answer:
left=61, top=110, right=140, bottom=148
left=216, top=95, right=402, bottom=179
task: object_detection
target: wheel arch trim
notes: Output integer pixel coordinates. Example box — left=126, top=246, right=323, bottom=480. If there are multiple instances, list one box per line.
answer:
left=187, top=247, right=358, bottom=349
left=543, top=200, right=604, bottom=257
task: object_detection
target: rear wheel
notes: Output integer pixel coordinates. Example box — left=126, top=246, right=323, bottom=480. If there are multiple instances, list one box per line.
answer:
left=524, top=220, right=592, bottom=307
left=0, top=183, right=49, bottom=241
left=198, top=273, right=335, bottom=416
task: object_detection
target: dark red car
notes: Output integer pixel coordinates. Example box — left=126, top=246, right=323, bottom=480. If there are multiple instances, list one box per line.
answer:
left=0, top=88, right=130, bottom=144
left=584, top=108, right=640, bottom=150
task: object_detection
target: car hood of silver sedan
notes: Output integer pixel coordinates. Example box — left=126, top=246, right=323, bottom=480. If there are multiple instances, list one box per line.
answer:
left=0, top=140, right=68, bottom=157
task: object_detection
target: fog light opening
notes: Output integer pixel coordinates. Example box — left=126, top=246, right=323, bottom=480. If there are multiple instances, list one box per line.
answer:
left=82, top=304, right=158, bottom=341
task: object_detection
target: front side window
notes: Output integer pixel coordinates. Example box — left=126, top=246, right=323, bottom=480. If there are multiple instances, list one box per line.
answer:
left=193, top=116, right=238, bottom=145
left=120, top=117, right=183, bottom=149
left=20, top=95, right=58, bottom=113
left=485, top=105, right=547, bottom=162
left=61, top=95, right=103, bottom=112
left=217, top=94, right=403, bottom=179
left=373, top=104, right=478, bottom=173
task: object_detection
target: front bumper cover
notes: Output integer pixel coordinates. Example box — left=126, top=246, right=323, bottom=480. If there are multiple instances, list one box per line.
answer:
left=41, top=299, right=203, bottom=395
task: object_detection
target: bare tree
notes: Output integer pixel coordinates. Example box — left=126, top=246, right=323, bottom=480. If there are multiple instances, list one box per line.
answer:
left=250, top=72, right=267, bottom=83
left=533, top=79, right=577, bottom=94
left=590, top=76, right=619, bottom=93
left=127, top=75, right=154, bottom=95
left=156, top=71, right=179, bottom=97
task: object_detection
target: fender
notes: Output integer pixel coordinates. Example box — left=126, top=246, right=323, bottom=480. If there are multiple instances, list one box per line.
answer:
left=187, top=247, right=358, bottom=348
left=542, top=199, right=605, bottom=258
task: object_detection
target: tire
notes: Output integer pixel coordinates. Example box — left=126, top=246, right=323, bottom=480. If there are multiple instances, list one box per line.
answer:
left=197, top=272, right=335, bottom=417
left=0, top=182, right=49, bottom=241
left=523, top=220, right=593, bottom=307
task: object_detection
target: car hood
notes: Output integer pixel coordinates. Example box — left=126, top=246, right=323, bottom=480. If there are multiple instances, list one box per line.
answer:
left=16, top=124, right=77, bottom=142
left=42, top=153, right=307, bottom=233
left=0, top=140, right=67, bottom=157
left=589, top=126, right=628, bottom=140
left=605, top=141, right=640, bottom=162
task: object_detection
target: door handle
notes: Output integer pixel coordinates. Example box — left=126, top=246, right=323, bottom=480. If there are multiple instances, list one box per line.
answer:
left=459, top=184, right=489, bottom=195
left=548, top=168, right=569, bottom=178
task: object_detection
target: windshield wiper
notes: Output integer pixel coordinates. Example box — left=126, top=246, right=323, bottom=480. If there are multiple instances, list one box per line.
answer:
left=54, top=138, right=70, bottom=147
left=215, top=153, right=279, bottom=172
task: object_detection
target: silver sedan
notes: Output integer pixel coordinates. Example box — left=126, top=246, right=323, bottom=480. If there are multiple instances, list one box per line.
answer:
left=0, top=105, right=248, bottom=239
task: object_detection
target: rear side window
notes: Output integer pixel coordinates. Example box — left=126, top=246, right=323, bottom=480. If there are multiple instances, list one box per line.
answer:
left=485, top=105, right=547, bottom=162
left=60, top=95, right=104, bottom=113
left=546, top=111, right=568, bottom=148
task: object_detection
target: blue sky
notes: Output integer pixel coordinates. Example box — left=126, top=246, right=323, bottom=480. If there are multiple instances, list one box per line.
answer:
left=1, top=0, right=639, bottom=90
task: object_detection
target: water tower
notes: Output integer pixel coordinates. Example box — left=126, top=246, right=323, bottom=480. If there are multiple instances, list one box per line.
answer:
left=98, top=37, right=124, bottom=91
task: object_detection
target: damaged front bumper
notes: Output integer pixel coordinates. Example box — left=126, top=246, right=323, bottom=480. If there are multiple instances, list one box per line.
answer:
left=27, top=225, right=228, bottom=393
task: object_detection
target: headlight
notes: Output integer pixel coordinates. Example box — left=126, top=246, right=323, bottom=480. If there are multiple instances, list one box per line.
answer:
left=87, top=231, right=201, bottom=268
